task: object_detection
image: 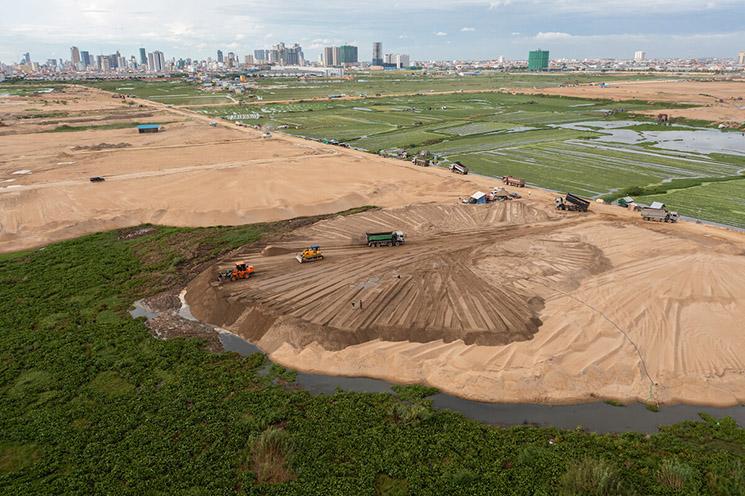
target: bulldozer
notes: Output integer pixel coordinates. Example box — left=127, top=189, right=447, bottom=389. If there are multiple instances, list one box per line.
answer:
left=217, top=262, right=255, bottom=282
left=296, top=244, right=323, bottom=263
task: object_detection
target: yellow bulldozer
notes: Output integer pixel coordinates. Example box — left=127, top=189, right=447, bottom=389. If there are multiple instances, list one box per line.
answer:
left=296, top=244, right=323, bottom=263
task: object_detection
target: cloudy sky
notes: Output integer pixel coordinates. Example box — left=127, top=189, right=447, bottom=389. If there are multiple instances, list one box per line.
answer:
left=1, top=0, right=744, bottom=64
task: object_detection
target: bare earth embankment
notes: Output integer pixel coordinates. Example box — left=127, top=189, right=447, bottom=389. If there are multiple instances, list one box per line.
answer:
left=515, top=79, right=745, bottom=124
left=4, top=84, right=745, bottom=407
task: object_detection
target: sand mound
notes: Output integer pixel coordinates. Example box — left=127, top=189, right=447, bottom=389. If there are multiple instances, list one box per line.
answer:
left=188, top=207, right=745, bottom=406
left=187, top=202, right=599, bottom=352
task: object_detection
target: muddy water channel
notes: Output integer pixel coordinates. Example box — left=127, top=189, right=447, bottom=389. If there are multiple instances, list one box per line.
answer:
left=131, top=299, right=745, bottom=434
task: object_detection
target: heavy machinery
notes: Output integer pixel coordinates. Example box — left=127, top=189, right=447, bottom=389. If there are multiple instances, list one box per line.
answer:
left=449, top=162, right=469, bottom=175
left=555, top=193, right=590, bottom=212
left=502, top=176, right=525, bottom=187
left=412, top=150, right=434, bottom=167
left=366, top=231, right=406, bottom=247
left=296, top=244, right=324, bottom=263
left=641, top=202, right=679, bottom=223
left=217, top=262, right=255, bottom=282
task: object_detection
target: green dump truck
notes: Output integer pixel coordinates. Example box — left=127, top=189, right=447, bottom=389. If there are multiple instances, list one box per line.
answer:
left=366, top=231, right=406, bottom=247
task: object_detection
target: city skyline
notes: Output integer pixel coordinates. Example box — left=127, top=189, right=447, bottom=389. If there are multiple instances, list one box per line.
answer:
left=1, top=0, right=744, bottom=64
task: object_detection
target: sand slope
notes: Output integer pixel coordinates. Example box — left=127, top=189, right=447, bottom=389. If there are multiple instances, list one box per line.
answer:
left=187, top=203, right=745, bottom=406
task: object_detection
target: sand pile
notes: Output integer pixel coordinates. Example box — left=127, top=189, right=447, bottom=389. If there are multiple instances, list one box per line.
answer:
left=187, top=205, right=745, bottom=406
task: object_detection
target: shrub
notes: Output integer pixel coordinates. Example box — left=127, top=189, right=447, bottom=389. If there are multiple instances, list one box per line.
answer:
left=250, top=427, right=294, bottom=484
left=559, top=457, right=632, bottom=496
left=656, top=459, right=699, bottom=492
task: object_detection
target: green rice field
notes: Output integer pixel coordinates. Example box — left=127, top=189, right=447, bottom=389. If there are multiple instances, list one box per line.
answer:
left=77, top=75, right=745, bottom=228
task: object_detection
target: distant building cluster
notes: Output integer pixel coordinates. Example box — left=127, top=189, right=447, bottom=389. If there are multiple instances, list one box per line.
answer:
left=322, top=45, right=358, bottom=66
left=3, top=41, right=745, bottom=80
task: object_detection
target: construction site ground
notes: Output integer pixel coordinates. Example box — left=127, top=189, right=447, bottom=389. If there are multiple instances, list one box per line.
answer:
left=3, top=83, right=745, bottom=407
left=186, top=200, right=745, bottom=407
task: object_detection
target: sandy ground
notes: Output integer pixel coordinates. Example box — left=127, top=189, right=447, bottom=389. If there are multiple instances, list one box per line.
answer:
left=0, top=85, right=496, bottom=252
left=187, top=200, right=745, bottom=407
left=4, top=83, right=745, bottom=407
left=516, top=79, right=745, bottom=125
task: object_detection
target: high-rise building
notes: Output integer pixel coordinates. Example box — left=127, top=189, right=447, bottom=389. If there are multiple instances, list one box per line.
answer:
left=217, top=50, right=224, bottom=63
left=634, top=50, right=646, bottom=62
left=383, top=53, right=409, bottom=69
left=152, top=51, right=165, bottom=71
left=372, top=42, right=383, bottom=66
left=21, top=52, right=31, bottom=65
left=528, top=50, right=549, bottom=71
left=338, top=45, right=358, bottom=65
left=139, top=48, right=147, bottom=65
left=70, top=46, right=80, bottom=65
left=147, top=52, right=155, bottom=71
left=323, top=46, right=335, bottom=66
left=333, top=47, right=340, bottom=67
left=254, top=49, right=267, bottom=62
left=80, top=51, right=91, bottom=67
left=738, top=51, right=745, bottom=65
left=271, top=42, right=304, bottom=65
left=244, top=54, right=255, bottom=65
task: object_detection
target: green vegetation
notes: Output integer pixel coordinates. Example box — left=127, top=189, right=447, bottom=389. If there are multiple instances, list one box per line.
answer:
left=242, top=72, right=682, bottom=103
left=603, top=175, right=745, bottom=203
left=81, top=79, right=235, bottom=105
left=636, top=178, right=745, bottom=228
left=558, top=457, right=630, bottom=495
left=79, top=75, right=745, bottom=226
left=2, top=217, right=745, bottom=494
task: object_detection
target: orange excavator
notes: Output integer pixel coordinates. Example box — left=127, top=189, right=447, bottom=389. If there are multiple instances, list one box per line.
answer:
left=217, top=262, right=255, bottom=282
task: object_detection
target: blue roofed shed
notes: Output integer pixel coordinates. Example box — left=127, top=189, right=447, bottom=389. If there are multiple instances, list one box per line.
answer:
left=137, top=124, right=162, bottom=133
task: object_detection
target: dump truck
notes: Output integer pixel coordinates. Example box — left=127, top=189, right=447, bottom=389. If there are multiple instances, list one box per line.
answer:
left=412, top=150, right=434, bottom=167
left=641, top=202, right=679, bottom=223
left=555, top=193, right=590, bottom=212
left=449, top=162, right=469, bottom=175
left=502, top=176, right=525, bottom=187
left=296, top=245, right=324, bottom=263
left=366, top=231, right=406, bottom=247
left=489, top=188, right=512, bottom=202
left=217, top=262, right=255, bottom=282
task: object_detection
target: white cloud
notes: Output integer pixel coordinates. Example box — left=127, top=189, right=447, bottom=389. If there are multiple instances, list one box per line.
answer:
left=435, top=32, right=448, bottom=36
left=535, top=32, right=573, bottom=41
left=461, top=27, right=476, bottom=32
left=489, top=0, right=512, bottom=8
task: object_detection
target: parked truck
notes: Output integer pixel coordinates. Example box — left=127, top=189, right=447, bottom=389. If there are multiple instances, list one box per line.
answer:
left=366, top=231, right=406, bottom=247
left=449, top=162, right=469, bottom=175
left=641, top=202, right=679, bottom=223
left=502, top=176, right=525, bottom=187
left=555, top=193, right=590, bottom=212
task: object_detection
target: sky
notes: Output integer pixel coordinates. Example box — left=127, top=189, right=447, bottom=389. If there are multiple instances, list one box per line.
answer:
left=1, top=0, right=744, bottom=64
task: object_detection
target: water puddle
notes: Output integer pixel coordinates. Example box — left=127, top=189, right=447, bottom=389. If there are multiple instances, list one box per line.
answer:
left=558, top=121, right=745, bottom=156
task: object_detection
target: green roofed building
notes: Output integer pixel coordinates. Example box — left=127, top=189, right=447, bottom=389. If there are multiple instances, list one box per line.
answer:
left=338, top=45, right=358, bottom=65
left=528, top=50, right=549, bottom=71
